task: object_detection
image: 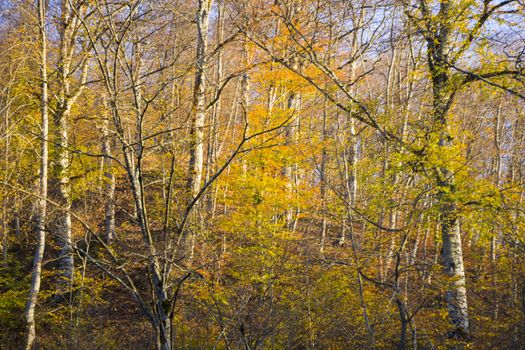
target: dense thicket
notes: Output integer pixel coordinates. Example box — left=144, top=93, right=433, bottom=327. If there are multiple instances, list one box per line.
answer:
left=1, top=0, right=525, bottom=349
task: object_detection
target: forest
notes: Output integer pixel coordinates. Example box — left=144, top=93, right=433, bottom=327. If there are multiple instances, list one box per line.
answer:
left=0, top=0, right=524, bottom=349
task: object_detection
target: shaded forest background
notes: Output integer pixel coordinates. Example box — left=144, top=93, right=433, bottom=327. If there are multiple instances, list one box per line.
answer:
left=0, top=0, right=525, bottom=349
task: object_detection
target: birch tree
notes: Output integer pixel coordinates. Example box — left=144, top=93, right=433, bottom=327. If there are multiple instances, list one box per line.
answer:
left=188, top=0, right=213, bottom=198
left=52, top=0, right=90, bottom=290
left=25, top=0, right=49, bottom=347
left=405, top=0, right=525, bottom=342
left=0, top=0, right=524, bottom=348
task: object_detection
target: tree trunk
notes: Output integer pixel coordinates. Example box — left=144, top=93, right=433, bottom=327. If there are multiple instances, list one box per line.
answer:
left=439, top=198, right=469, bottom=339
left=102, top=117, right=115, bottom=243
left=156, top=316, right=172, bottom=350
left=434, top=83, right=470, bottom=341
left=427, top=1, right=469, bottom=340
left=188, top=0, right=213, bottom=198
left=319, top=96, right=328, bottom=252
left=186, top=0, right=213, bottom=259
left=205, top=0, right=225, bottom=218
left=54, top=102, right=74, bottom=285
left=25, top=0, right=48, bottom=347
left=54, top=0, right=89, bottom=287
left=284, top=86, right=299, bottom=227
left=489, top=102, right=502, bottom=321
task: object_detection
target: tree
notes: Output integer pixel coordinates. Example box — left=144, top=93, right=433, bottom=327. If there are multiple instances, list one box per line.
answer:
left=25, top=0, right=49, bottom=348
left=52, top=0, right=90, bottom=292
left=405, top=0, right=525, bottom=342
left=0, top=0, right=524, bottom=348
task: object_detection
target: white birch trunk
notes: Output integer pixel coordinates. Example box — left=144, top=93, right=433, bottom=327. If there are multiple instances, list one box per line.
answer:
left=102, top=117, right=115, bottom=243
left=54, top=0, right=88, bottom=286
left=188, top=0, right=213, bottom=198
left=205, top=0, right=225, bottom=216
left=284, top=84, right=299, bottom=227
left=424, top=1, right=470, bottom=338
left=319, top=97, right=328, bottom=252
left=25, top=0, right=48, bottom=347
